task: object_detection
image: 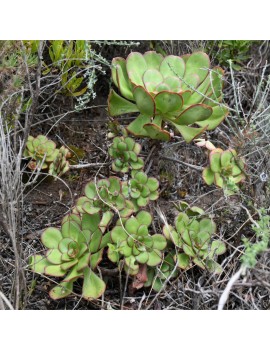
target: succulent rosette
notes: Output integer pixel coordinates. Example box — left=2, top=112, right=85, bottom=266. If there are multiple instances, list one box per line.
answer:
left=24, top=135, right=59, bottom=169
left=109, top=136, right=144, bottom=173
left=49, top=146, right=70, bottom=177
left=163, top=209, right=226, bottom=273
left=108, top=51, right=228, bottom=142
left=108, top=211, right=167, bottom=275
left=29, top=211, right=112, bottom=300
left=202, top=148, right=246, bottom=195
left=122, top=170, right=159, bottom=210
left=74, top=176, right=134, bottom=218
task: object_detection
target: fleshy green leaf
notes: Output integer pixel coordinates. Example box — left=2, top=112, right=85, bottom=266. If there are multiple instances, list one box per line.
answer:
left=89, top=249, right=103, bottom=269
left=210, top=240, right=226, bottom=257
left=203, top=67, right=224, bottom=102
left=175, top=212, right=189, bottom=234
left=163, top=225, right=180, bottom=246
left=181, top=73, right=200, bottom=91
left=160, top=55, right=185, bottom=79
left=134, top=171, right=148, bottom=184
left=205, top=259, right=223, bottom=274
left=108, top=89, right=139, bottom=116
left=152, top=234, right=167, bottom=250
left=147, top=249, right=163, bottom=266
left=81, top=213, right=100, bottom=233
left=49, top=281, right=73, bottom=300
left=137, top=196, right=149, bottom=207
left=221, top=150, right=234, bottom=168
left=175, top=253, right=190, bottom=269
left=46, top=249, right=62, bottom=264
left=127, top=114, right=152, bottom=137
left=172, top=124, right=208, bottom=143
left=186, top=74, right=210, bottom=105
left=155, top=91, right=183, bottom=115
left=202, top=167, right=215, bottom=185
left=126, top=52, right=147, bottom=86
left=41, top=228, right=62, bottom=249
left=143, top=123, right=171, bottom=141
left=60, top=259, right=78, bottom=271
left=196, top=105, right=228, bottom=130
left=214, top=173, right=224, bottom=188
left=84, top=182, right=97, bottom=199
left=184, top=52, right=210, bottom=83
left=136, top=251, right=149, bottom=264
left=112, top=57, right=134, bottom=100
left=61, top=218, right=81, bottom=242
left=107, top=243, right=120, bottom=263
left=111, top=226, right=128, bottom=243
left=193, top=257, right=206, bottom=269
left=163, top=76, right=182, bottom=93
left=125, top=217, right=140, bottom=234
left=182, top=243, right=196, bottom=257
left=136, top=211, right=152, bottom=227
left=44, top=264, right=66, bottom=277
left=133, top=86, right=155, bottom=116
left=174, top=104, right=212, bottom=125
left=199, top=218, right=216, bottom=234
left=63, top=266, right=82, bottom=282
left=143, top=69, right=163, bottom=92
left=89, top=230, right=102, bottom=253
left=29, top=255, right=51, bottom=274
left=209, top=149, right=223, bottom=173
left=143, top=51, right=163, bottom=70
left=146, top=177, right=159, bottom=192
left=82, top=267, right=106, bottom=300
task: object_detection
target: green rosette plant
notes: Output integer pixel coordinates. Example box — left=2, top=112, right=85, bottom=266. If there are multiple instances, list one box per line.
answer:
left=108, top=211, right=167, bottom=275
left=74, top=176, right=134, bottom=218
left=163, top=208, right=226, bottom=273
left=108, top=51, right=228, bottom=142
left=23, top=135, right=59, bottom=170
left=49, top=146, right=70, bottom=177
left=202, top=148, right=246, bottom=195
left=29, top=211, right=112, bottom=300
left=122, top=170, right=159, bottom=210
left=109, top=136, right=144, bottom=173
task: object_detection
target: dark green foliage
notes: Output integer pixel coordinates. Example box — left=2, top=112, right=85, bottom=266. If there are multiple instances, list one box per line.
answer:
left=207, top=40, right=256, bottom=70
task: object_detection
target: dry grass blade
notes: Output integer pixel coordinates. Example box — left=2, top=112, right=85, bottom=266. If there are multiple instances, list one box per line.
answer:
left=0, top=114, right=26, bottom=309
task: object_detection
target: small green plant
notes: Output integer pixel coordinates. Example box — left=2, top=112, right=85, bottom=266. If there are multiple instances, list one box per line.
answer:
left=23, top=135, right=59, bottom=170
left=109, top=136, right=144, bottom=173
left=202, top=148, right=246, bottom=195
left=24, top=135, right=70, bottom=177
left=122, top=170, right=159, bottom=210
left=29, top=212, right=112, bottom=300
left=73, top=177, right=135, bottom=218
left=241, top=209, right=270, bottom=269
left=163, top=205, right=226, bottom=273
left=207, top=40, right=255, bottom=71
left=48, top=146, right=70, bottom=178
left=108, top=211, right=167, bottom=275
left=108, top=51, right=228, bottom=142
